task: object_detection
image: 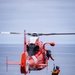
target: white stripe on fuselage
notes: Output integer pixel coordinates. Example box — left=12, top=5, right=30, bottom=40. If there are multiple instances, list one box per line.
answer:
left=32, top=55, right=38, bottom=64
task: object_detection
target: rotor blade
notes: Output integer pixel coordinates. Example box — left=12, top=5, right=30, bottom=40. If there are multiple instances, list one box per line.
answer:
left=38, top=33, right=75, bottom=36
left=26, top=33, right=32, bottom=36
left=1, top=32, right=75, bottom=36
left=0, top=32, right=21, bottom=34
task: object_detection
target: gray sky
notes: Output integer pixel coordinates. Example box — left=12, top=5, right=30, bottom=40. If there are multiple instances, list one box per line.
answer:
left=0, top=0, right=75, bottom=44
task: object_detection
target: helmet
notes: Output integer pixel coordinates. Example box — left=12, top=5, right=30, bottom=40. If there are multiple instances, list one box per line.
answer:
left=56, top=66, right=60, bottom=69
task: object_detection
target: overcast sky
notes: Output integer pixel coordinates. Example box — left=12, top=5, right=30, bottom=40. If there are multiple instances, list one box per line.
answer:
left=0, top=0, right=75, bottom=44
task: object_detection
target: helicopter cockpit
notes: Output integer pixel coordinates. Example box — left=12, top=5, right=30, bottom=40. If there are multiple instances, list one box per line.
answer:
left=27, top=43, right=39, bottom=56
left=27, top=35, right=40, bottom=56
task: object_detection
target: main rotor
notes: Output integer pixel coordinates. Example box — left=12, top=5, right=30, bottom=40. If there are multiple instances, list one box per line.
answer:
left=0, top=30, right=75, bottom=36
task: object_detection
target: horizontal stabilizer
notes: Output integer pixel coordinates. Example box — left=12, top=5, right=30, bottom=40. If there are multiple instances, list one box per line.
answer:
left=6, top=56, right=20, bottom=71
left=6, top=56, right=20, bottom=65
left=7, top=62, right=20, bottom=65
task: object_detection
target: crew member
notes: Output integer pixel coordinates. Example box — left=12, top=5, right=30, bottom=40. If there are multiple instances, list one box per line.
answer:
left=52, top=66, right=60, bottom=75
left=46, top=50, right=54, bottom=61
left=43, top=42, right=55, bottom=61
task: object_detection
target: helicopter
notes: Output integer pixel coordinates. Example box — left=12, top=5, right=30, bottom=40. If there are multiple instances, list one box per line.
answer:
left=0, top=30, right=75, bottom=75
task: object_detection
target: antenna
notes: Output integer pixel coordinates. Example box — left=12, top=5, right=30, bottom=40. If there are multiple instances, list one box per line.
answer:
left=24, top=30, right=27, bottom=52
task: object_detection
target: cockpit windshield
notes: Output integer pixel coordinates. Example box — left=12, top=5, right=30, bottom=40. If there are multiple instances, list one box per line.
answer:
left=27, top=43, right=39, bottom=56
